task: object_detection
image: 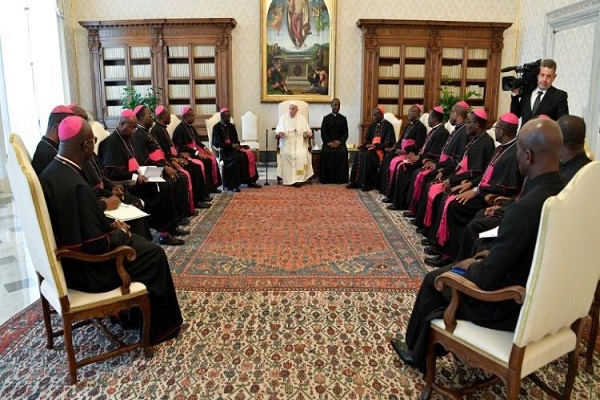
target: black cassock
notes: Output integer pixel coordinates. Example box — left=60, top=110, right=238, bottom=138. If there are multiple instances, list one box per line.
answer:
left=150, top=123, right=211, bottom=205
left=348, top=119, right=395, bottom=190
left=404, top=172, right=565, bottom=366
left=212, top=120, right=259, bottom=190
left=407, top=124, right=468, bottom=213
left=422, top=132, right=496, bottom=240
left=99, top=129, right=180, bottom=233
left=83, top=153, right=152, bottom=240
left=133, top=125, right=191, bottom=218
left=172, top=122, right=221, bottom=190
left=389, top=124, right=449, bottom=209
left=377, top=119, right=427, bottom=193
left=40, top=159, right=183, bottom=345
left=437, top=139, right=523, bottom=260
left=319, top=112, right=349, bottom=184
left=31, top=137, right=58, bottom=176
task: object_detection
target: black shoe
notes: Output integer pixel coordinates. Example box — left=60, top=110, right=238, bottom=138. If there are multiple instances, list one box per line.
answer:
left=361, top=186, right=373, bottom=192
left=247, top=182, right=262, bottom=188
left=211, top=188, right=222, bottom=194
left=420, top=238, right=430, bottom=246
left=159, top=234, right=185, bottom=246
left=196, top=201, right=211, bottom=209
left=390, top=339, right=425, bottom=373
left=292, top=182, right=301, bottom=187
left=416, top=228, right=423, bottom=234
left=387, top=204, right=399, bottom=211
left=201, top=196, right=212, bottom=202
left=402, top=211, right=414, bottom=218
left=179, top=217, right=191, bottom=226
left=381, top=197, right=393, bottom=203
left=232, top=187, right=241, bottom=192
left=423, top=246, right=440, bottom=256
left=170, top=227, right=190, bottom=236
left=190, top=209, right=200, bottom=216
left=424, top=255, right=452, bottom=268
left=346, top=183, right=359, bottom=189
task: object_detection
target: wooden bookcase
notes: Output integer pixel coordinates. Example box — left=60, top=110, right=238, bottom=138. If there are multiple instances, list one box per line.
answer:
left=357, top=20, right=511, bottom=141
left=80, top=18, right=236, bottom=137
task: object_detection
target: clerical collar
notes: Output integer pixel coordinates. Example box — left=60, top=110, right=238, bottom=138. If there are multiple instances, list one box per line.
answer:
left=54, top=154, right=82, bottom=173
left=431, top=123, right=443, bottom=129
left=137, top=124, right=149, bottom=132
left=501, top=137, right=517, bottom=148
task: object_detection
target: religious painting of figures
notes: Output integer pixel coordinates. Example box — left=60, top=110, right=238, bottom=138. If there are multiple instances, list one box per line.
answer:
left=261, top=0, right=336, bottom=103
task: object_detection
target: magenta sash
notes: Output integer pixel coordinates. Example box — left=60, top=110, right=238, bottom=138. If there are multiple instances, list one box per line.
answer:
left=424, top=182, right=445, bottom=227
left=389, top=155, right=408, bottom=177
left=149, top=148, right=165, bottom=162
left=200, top=148, right=219, bottom=185
left=456, top=155, right=469, bottom=174
left=188, top=157, right=207, bottom=179
left=438, top=153, right=450, bottom=163
left=241, top=148, right=257, bottom=177
left=169, top=146, right=177, bottom=157
left=479, top=164, right=494, bottom=188
left=436, top=194, right=457, bottom=246
left=410, top=169, right=432, bottom=214
left=185, top=143, right=199, bottom=156
left=128, top=158, right=140, bottom=173
left=401, top=138, right=416, bottom=149
left=174, top=164, right=195, bottom=214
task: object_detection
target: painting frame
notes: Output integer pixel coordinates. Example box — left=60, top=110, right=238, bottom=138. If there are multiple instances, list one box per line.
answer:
left=261, top=0, right=336, bottom=103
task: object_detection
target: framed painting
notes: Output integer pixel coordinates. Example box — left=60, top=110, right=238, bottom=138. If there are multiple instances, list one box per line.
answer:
left=261, top=0, right=336, bottom=103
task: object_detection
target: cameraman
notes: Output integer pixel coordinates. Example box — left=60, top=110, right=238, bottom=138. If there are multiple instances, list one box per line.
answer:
left=510, top=59, right=569, bottom=124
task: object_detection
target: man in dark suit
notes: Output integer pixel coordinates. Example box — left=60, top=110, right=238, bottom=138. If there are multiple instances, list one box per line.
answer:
left=510, top=58, right=569, bottom=124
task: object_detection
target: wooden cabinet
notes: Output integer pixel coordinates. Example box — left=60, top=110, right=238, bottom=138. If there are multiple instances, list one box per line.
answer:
left=357, top=20, right=511, bottom=141
left=80, top=18, right=236, bottom=137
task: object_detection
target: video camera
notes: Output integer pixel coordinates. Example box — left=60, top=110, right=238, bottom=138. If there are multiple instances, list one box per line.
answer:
left=501, top=59, right=541, bottom=92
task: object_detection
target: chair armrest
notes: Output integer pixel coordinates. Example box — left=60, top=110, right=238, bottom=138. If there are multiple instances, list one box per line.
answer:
left=55, top=245, right=137, bottom=295
left=434, top=272, right=526, bottom=332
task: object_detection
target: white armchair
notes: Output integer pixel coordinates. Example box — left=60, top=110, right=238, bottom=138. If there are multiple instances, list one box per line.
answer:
left=383, top=112, right=403, bottom=142
left=420, top=112, right=432, bottom=134
left=240, top=111, right=259, bottom=150
left=422, top=161, right=600, bottom=399
left=90, top=121, right=110, bottom=155
left=7, top=134, right=152, bottom=384
left=166, top=114, right=181, bottom=139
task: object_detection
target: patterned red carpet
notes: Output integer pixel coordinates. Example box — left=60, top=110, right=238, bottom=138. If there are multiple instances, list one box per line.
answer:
left=167, top=184, right=427, bottom=291
left=1, top=185, right=599, bottom=398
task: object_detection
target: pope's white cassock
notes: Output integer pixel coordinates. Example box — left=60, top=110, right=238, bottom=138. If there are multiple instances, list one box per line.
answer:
left=276, top=112, right=314, bottom=185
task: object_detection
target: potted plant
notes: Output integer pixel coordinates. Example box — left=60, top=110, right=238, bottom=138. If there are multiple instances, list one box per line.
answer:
left=438, top=76, right=478, bottom=122
left=121, top=86, right=163, bottom=113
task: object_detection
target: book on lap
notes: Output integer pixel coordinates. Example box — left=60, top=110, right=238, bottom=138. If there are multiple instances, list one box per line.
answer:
left=104, top=203, right=149, bottom=222
left=138, top=166, right=165, bottom=182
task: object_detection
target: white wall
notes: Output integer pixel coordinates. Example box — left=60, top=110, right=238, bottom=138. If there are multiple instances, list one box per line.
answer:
left=68, top=0, right=518, bottom=149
